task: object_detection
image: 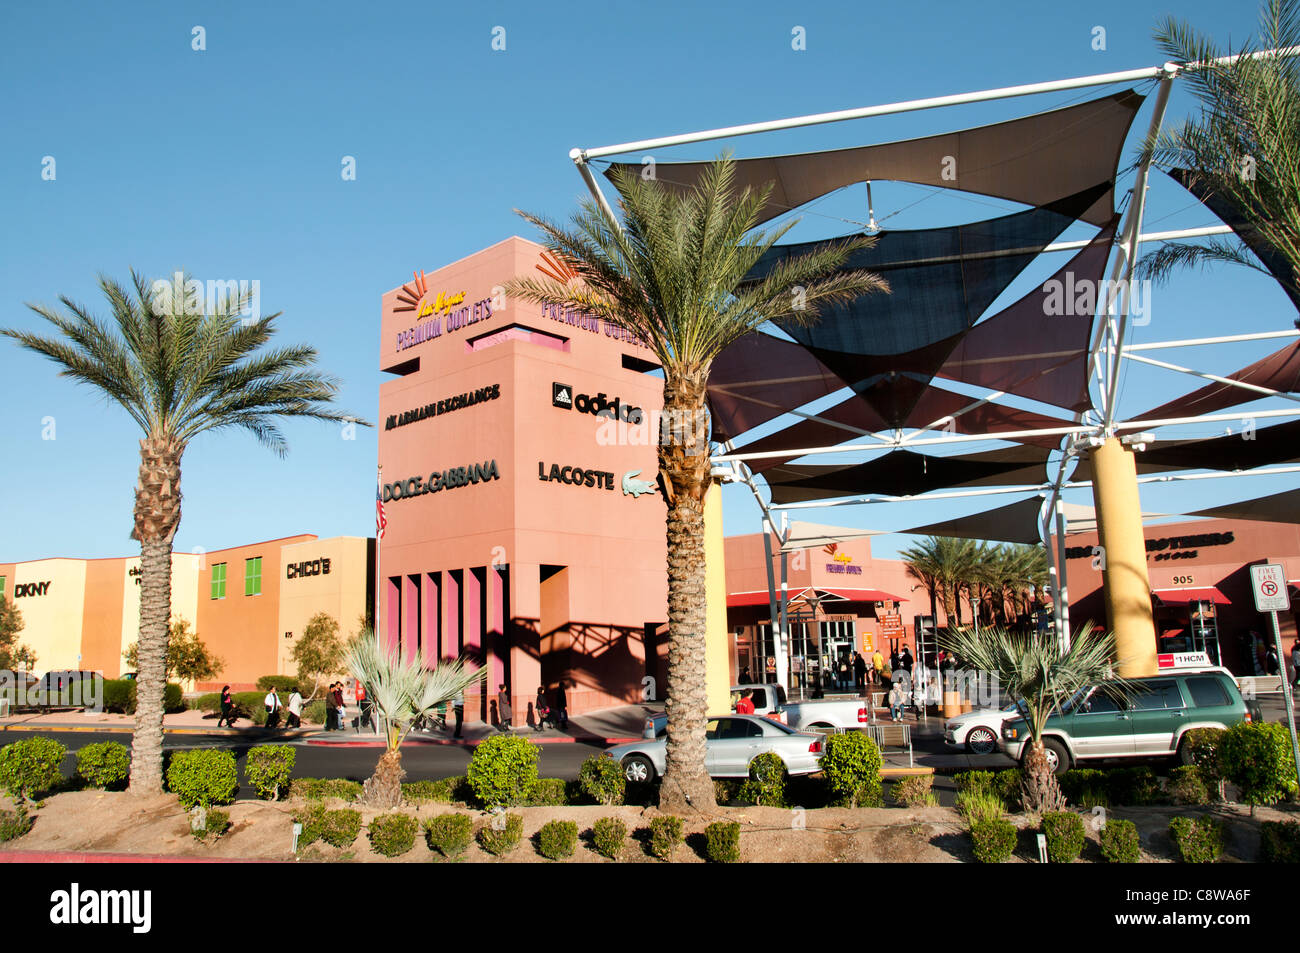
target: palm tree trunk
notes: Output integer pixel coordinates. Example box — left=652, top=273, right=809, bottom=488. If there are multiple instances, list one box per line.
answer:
left=657, top=365, right=717, bottom=813
left=128, top=435, right=183, bottom=796
left=1021, top=739, right=1065, bottom=813
left=364, top=747, right=405, bottom=808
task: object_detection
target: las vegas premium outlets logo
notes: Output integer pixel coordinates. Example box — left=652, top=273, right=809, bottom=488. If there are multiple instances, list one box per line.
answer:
left=385, top=384, right=501, bottom=430
left=383, top=461, right=500, bottom=501
left=393, top=270, right=496, bottom=353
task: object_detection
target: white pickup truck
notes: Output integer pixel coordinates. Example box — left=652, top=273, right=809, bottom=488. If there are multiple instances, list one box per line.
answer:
left=732, top=683, right=872, bottom=731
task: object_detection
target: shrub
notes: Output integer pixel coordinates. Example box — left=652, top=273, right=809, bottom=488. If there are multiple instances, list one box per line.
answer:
left=424, top=813, right=474, bottom=857
left=1100, top=819, right=1141, bottom=863
left=1169, top=816, right=1225, bottom=863
left=738, top=752, right=787, bottom=807
left=368, top=813, right=418, bottom=857
left=256, top=675, right=304, bottom=694
left=649, top=815, right=683, bottom=860
left=245, top=745, right=295, bottom=800
left=166, top=749, right=238, bottom=808
left=477, top=813, right=523, bottom=856
left=294, top=802, right=327, bottom=848
left=1183, top=727, right=1226, bottom=777
left=466, top=735, right=539, bottom=807
left=578, top=754, right=626, bottom=806
left=303, top=699, right=328, bottom=725
left=525, top=777, right=568, bottom=807
left=818, top=732, right=883, bottom=807
left=289, top=777, right=361, bottom=802
left=1059, top=768, right=1107, bottom=803
left=953, top=770, right=997, bottom=795
left=704, top=821, right=741, bottom=863
left=536, top=819, right=578, bottom=860
left=714, top=779, right=741, bottom=805
left=591, top=817, right=627, bottom=860
left=891, top=774, right=934, bottom=807
left=1107, top=767, right=1161, bottom=806
left=191, top=808, right=231, bottom=842
left=101, top=680, right=136, bottom=714
left=970, top=817, right=1018, bottom=863
left=1167, top=765, right=1211, bottom=806
left=1220, top=722, right=1298, bottom=808
left=1259, top=820, right=1300, bottom=863
left=0, top=738, right=66, bottom=802
left=995, top=769, right=1023, bottom=810
left=320, top=809, right=362, bottom=848
left=1041, top=811, right=1085, bottom=863
left=75, top=742, right=130, bottom=790
left=956, top=789, right=1005, bottom=824
left=0, top=808, right=33, bottom=842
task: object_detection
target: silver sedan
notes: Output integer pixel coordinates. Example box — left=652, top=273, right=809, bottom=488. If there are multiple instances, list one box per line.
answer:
left=605, top=714, right=825, bottom=783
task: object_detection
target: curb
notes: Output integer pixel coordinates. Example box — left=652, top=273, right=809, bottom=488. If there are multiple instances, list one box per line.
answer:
left=0, top=848, right=278, bottom=864
left=0, top=724, right=314, bottom=739
left=304, top=734, right=639, bottom=748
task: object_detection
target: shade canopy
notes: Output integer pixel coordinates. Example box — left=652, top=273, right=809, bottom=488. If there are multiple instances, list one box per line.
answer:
left=1186, top=486, right=1300, bottom=524
left=1135, top=339, right=1300, bottom=422
left=606, top=90, right=1143, bottom=228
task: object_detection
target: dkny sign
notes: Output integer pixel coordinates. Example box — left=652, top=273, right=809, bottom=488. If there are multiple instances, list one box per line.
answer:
left=13, top=581, right=51, bottom=598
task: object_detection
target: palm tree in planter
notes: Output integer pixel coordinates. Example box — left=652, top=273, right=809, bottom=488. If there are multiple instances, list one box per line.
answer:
left=2, top=272, right=365, bottom=795
left=345, top=636, right=484, bottom=807
left=504, top=158, right=888, bottom=811
left=939, top=622, right=1132, bottom=812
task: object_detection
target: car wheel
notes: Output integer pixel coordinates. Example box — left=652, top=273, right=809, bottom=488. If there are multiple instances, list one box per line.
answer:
left=1042, top=738, right=1069, bottom=776
left=809, top=722, right=833, bottom=730
left=965, top=726, right=998, bottom=756
left=1176, top=735, right=1196, bottom=766
left=622, top=754, right=655, bottom=784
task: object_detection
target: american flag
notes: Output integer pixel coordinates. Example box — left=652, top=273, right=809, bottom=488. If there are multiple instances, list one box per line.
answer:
left=375, top=476, right=387, bottom=540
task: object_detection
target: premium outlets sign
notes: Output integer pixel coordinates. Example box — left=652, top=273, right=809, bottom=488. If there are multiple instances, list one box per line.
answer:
left=383, top=461, right=500, bottom=501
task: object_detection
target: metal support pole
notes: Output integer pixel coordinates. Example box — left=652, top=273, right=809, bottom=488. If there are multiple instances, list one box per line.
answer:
left=762, top=519, right=781, bottom=683
left=1055, top=497, right=1072, bottom=652
left=1268, top=609, right=1300, bottom=796
left=777, top=512, right=791, bottom=691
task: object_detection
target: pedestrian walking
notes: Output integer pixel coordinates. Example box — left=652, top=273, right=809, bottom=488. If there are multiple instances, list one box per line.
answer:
left=534, top=686, right=550, bottom=732
left=497, top=683, right=512, bottom=732
left=735, top=689, right=756, bottom=715
left=357, top=679, right=373, bottom=730
left=900, top=646, right=914, bottom=672
left=286, top=686, right=303, bottom=728
left=264, top=687, right=282, bottom=730
left=453, top=689, right=464, bottom=738
left=872, top=648, right=885, bottom=686
left=1267, top=644, right=1281, bottom=677
left=332, top=682, right=347, bottom=731
left=837, top=657, right=849, bottom=691
left=217, top=685, right=236, bottom=727
left=852, top=652, right=867, bottom=690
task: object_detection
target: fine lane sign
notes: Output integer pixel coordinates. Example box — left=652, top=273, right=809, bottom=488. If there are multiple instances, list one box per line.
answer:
left=1250, top=563, right=1290, bottom=613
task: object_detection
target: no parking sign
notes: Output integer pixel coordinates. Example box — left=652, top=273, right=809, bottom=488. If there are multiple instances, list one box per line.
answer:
left=1250, top=563, right=1289, bottom=612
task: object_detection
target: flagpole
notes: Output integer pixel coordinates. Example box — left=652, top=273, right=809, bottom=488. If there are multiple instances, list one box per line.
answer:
left=376, top=464, right=383, bottom=652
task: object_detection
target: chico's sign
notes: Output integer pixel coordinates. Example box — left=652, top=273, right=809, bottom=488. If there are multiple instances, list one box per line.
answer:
left=286, top=558, right=331, bottom=580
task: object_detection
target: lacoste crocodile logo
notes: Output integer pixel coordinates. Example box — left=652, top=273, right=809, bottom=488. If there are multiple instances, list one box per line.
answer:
left=621, top=469, right=657, bottom=498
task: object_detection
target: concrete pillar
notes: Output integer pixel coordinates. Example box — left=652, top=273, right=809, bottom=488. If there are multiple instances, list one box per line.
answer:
left=704, top=481, right=730, bottom=714
left=1090, top=437, right=1157, bottom=677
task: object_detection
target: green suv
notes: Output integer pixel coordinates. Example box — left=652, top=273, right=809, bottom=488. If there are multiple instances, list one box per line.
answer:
left=1000, top=667, right=1252, bottom=775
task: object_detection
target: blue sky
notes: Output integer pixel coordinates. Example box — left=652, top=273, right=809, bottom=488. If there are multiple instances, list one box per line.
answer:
left=1, top=0, right=1293, bottom=563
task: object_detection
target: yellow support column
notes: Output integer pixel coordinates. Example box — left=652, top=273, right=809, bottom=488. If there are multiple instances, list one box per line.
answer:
left=1090, top=437, right=1157, bottom=677
left=703, top=480, right=731, bottom=715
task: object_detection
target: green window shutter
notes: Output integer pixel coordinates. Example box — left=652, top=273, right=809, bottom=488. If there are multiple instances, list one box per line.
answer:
left=0, top=576, right=6, bottom=600
left=245, top=556, right=262, bottom=596
left=211, top=563, right=226, bottom=600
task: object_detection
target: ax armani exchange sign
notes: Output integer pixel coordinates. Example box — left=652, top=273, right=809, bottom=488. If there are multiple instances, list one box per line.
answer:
left=385, top=384, right=500, bottom=431
left=383, top=461, right=500, bottom=501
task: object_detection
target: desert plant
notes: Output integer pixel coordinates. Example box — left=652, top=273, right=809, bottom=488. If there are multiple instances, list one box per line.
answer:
left=477, top=813, right=523, bottom=856
left=294, top=802, right=327, bottom=848
left=320, top=808, right=362, bottom=848
left=1259, top=820, right=1300, bottom=862
left=738, top=752, right=787, bottom=807
left=1041, top=811, right=1086, bottom=863
left=289, top=778, right=362, bottom=802
left=165, top=749, right=238, bottom=808
left=467, top=735, right=540, bottom=807
left=1169, top=816, right=1225, bottom=863
left=0, top=807, right=33, bottom=842
left=591, top=817, right=627, bottom=860
left=818, top=731, right=883, bottom=807
left=190, top=808, right=231, bottom=842
left=891, top=774, right=936, bottom=808
left=704, top=821, right=741, bottom=863
left=0, top=737, right=66, bottom=802
left=578, top=754, right=626, bottom=806
left=1220, top=721, right=1298, bottom=810
left=536, top=819, right=578, bottom=860
left=956, top=789, right=1006, bottom=824
left=75, top=742, right=130, bottom=790
left=1100, top=818, right=1142, bottom=863
left=245, top=745, right=295, bottom=800
left=424, top=813, right=474, bottom=857
left=970, top=817, right=1018, bottom=863
left=649, top=815, right=684, bottom=860
left=368, top=812, right=418, bottom=857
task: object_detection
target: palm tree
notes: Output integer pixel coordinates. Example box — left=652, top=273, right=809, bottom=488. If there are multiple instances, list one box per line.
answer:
left=1138, top=0, right=1300, bottom=303
left=345, top=636, right=483, bottom=808
left=504, top=158, right=888, bottom=811
left=940, top=622, right=1131, bottom=812
left=2, top=272, right=365, bottom=795
left=901, top=536, right=976, bottom=632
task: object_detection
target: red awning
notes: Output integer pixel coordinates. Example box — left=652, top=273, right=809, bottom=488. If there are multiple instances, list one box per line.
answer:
left=726, top=587, right=907, bottom=608
left=1151, top=587, right=1231, bottom=606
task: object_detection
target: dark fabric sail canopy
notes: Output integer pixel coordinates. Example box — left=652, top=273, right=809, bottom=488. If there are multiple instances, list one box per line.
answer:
left=1187, top=486, right=1300, bottom=524
left=606, top=90, right=1143, bottom=228
left=1134, top=419, right=1300, bottom=471
left=1134, top=339, right=1300, bottom=422
left=762, top=445, right=1054, bottom=503
left=708, top=332, right=847, bottom=442
left=747, top=183, right=1110, bottom=427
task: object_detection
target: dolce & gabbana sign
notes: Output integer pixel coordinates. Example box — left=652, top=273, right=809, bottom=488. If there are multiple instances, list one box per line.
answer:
left=383, top=460, right=500, bottom=501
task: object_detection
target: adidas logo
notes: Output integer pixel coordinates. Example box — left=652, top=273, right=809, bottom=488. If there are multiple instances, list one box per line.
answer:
left=552, top=382, right=572, bottom=408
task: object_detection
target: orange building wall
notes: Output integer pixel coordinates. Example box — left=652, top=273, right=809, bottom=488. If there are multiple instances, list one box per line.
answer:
left=80, top=558, right=126, bottom=676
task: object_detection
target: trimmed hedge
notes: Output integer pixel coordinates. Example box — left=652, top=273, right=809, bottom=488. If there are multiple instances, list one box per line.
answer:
left=1107, top=767, right=1161, bottom=806
left=1042, top=811, right=1085, bottom=863
left=649, top=815, right=683, bottom=860
left=477, top=813, right=523, bottom=856
left=0, top=738, right=66, bottom=801
left=403, top=776, right=471, bottom=805
left=166, top=749, right=238, bottom=808
left=739, top=752, right=787, bottom=807
left=368, top=813, right=418, bottom=857
left=578, top=754, right=626, bottom=806
left=256, top=675, right=306, bottom=694
left=1100, top=819, right=1141, bottom=863
left=289, top=777, right=362, bottom=802
left=591, top=817, right=627, bottom=860
left=75, top=742, right=130, bottom=790
left=1259, top=820, right=1300, bottom=863
left=536, top=819, right=578, bottom=860
left=102, top=680, right=182, bottom=714
left=525, top=777, right=568, bottom=807
left=891, top=774, right=935, bottom=808
left=0, top=808, right=33, bottom=842
left=191, top=808, right=231, bottom=842
left=245, top=745, right=295, bottom=800
left=1220, top=722, right=1298, bottom=808
left=970, top=817, right=1017, bottom=863
left=704, top=821, right=740, bottom=863
left=466, top=735, right=539, bottom=807
left=1167, top=765, right=1212, bottom=805
left=818, top=731, right=883, bottom=807
left=1169, top=816, right=1224, bottom=863
left=320, top=809, right=362, bottom=848
left=424, top=813, right=473, bottom=857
